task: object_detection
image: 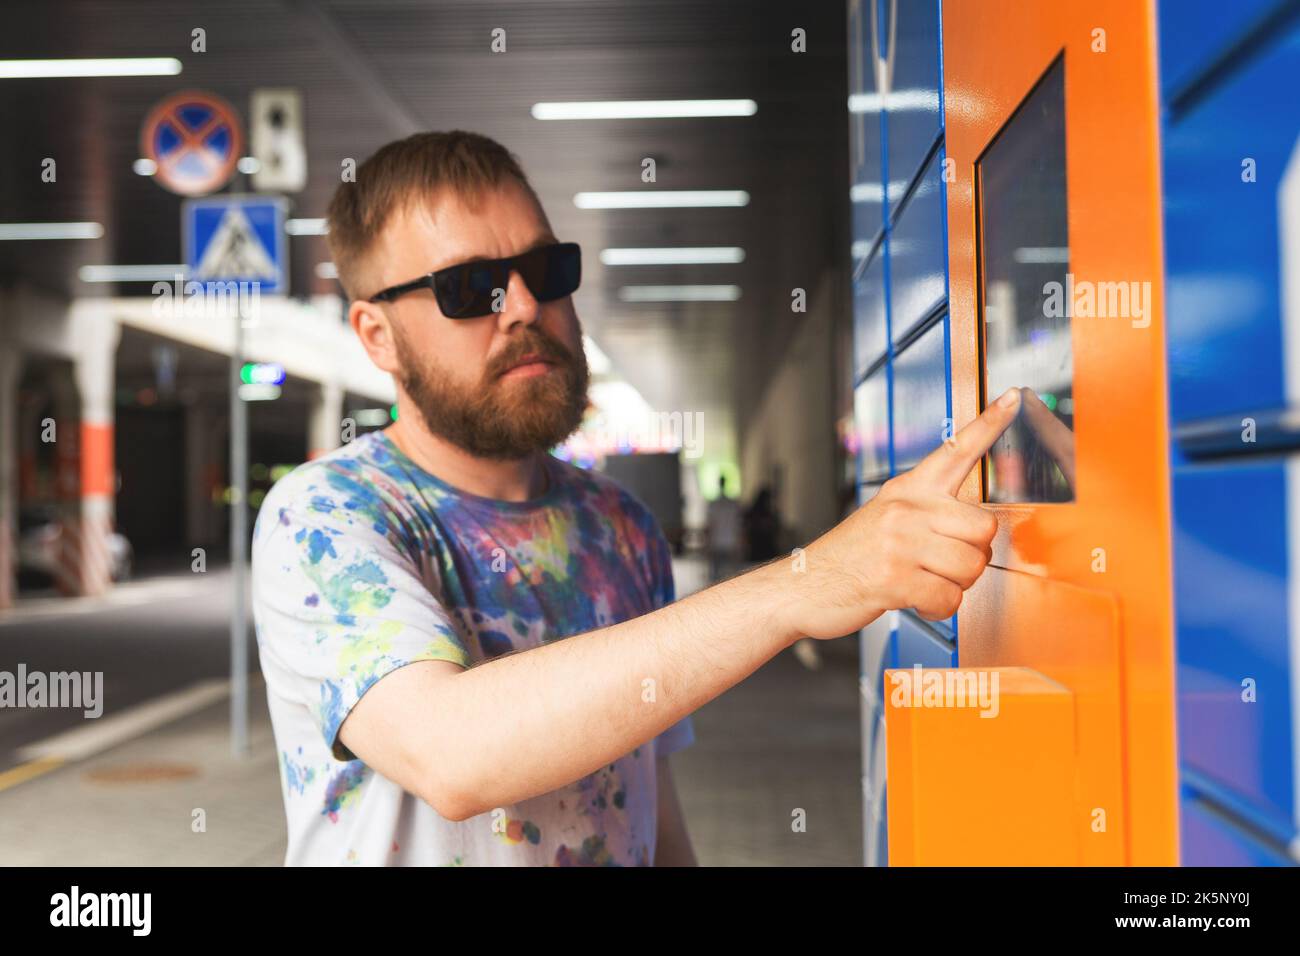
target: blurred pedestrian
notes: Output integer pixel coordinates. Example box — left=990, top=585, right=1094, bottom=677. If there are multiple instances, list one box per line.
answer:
left=705, top=475, right=743, bottom=582
left=743, top=485, right=780, bottom=562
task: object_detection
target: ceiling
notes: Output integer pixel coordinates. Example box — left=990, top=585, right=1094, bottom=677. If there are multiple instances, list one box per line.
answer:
left=0, top=0, right=850, bottom=465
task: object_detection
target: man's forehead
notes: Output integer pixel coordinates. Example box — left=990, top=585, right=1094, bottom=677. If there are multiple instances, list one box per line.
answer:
left=389, top=183, right=554, bottom=266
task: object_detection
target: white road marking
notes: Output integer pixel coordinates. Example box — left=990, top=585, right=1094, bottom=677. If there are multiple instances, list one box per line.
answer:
left=15, top=678, right=231, bottom=763
left=0, top=573, right=224, bottom=628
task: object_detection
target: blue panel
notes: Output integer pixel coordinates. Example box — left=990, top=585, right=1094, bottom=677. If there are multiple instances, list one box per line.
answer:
left=853, top=248, right=889, bottom=378
left=857, top=481, right=885, bottom=509
left=895, top=610, right=956, bottom=667
left=860, top=485, right=892, bottom=868
left=1162, top=23, right=1300, bottom=422
left=1173, top=459, right=1296, bottom=837
left=1180, top=792, right=1295, bottom=865
left=885, top=0, right=942, bottom=189
left=888, top=148, right=947, bottom=342
left=849, top=0, right=885, bottom=257
left=860, top=614, right=892, bottom=742
left=854, top=368, right=891, bottom=482
left=1157, top=0, right=1296, bottom=98
left=891, top=319, right=948, bottom=471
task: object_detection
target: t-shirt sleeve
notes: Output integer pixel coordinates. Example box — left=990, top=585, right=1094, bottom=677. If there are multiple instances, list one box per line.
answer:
left=252, top=484, right=470, bottom=762
left=637, top=499, right=696, bottom=759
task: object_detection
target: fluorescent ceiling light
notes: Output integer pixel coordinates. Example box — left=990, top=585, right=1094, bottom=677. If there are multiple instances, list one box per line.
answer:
left=238, top=384, right=281, bottom=402
left=850, top=180, right=910, bottom=204
left=601, top=247, right=745, bottom=266
left=287, top=218, right=329, bottom=235
left=78, top=264, right=185, bottom=283
left=533, top=99, right=757, bottom=120
left=574, top=190, right=749, bottom=209
left=847, top=89, right=940, bottom=114
left=315, top=262, right=338, bottom=279
left=0, top=222, right=103, bottom=240
left=619, top=285, right=741, bottom=303
left=0, top=57, right=182, bottom=78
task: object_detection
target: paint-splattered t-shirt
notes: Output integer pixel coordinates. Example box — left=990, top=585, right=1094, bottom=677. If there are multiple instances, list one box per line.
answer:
left=251, top=429, right=694, bottom=866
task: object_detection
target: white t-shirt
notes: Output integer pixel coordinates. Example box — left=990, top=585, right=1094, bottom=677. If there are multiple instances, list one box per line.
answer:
left=252, top=431, right=694, bottom=866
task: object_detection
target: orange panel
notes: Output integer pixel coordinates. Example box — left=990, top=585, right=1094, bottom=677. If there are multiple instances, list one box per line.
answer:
left=886, top=667, right=1078, bottom=866
left=961, top=569, right=1125, bottom=864
left=80, top=422, right=115, bottom=498
left=942, top=0, right=1177, bottom=864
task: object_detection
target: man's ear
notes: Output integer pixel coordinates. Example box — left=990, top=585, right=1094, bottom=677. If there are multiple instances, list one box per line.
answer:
left=350, top=300, right=402, bottom=375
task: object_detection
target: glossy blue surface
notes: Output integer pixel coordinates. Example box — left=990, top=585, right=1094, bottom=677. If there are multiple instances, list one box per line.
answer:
left=849, top=0, right=886, bottom=257
left=895, top=609, right=956, bottom=667
left=1158, top=0, right=1296, bottom=99
left=1172, top=459, right=1296, bottom=840
left=891, top=318, right=949, bottom=471
left=861, top=615, right=892, bottom=743
left=849, top=0, right=953, bottom=867
left=854, top=367, right=892, bottom=483
left=888, top=148, right=948, bottom=342
left=1161, top=23, right=1300, bottom=422
left=1180, top=792, right=1294, bottom=866
left=885, top=0, right=942, bottom=190
left=853, top=247, right=890, bottom=378
left=1160, top=4, right=1300, bottom=865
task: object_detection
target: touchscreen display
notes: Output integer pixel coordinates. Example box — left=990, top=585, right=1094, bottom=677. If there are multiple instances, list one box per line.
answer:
left=977, top=56, right=1075, bottom=504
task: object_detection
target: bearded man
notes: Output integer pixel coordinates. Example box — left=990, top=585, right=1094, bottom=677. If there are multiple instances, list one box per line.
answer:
left=251, top=130, right=1017, bottom=866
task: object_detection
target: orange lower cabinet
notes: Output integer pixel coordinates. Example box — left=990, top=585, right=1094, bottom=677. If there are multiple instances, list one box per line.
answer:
left=885, top=666, right=1080, bottom=865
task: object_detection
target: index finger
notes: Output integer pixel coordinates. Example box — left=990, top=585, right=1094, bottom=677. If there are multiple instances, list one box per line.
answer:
left=911, top=387, right=1022, bottom=496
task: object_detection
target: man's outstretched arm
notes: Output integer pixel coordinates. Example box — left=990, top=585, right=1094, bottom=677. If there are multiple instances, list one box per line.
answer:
left=339, top=390, right=1023, bottom=821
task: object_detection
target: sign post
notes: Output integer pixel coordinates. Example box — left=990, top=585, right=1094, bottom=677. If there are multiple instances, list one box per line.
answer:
left=184, top=195, right=286, bottom=758
left=229, top=306, right=249, bottom=758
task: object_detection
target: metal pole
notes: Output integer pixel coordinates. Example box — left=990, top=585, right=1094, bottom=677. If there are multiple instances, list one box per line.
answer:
left=230, top=301, right=249, bottom=757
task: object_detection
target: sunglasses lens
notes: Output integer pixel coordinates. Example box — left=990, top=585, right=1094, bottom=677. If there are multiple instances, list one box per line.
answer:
left=433, top=244, right=581, bottom=318
left=542, top=243, right=582, bottom=300
left=435, top=263, right=499, bottom=317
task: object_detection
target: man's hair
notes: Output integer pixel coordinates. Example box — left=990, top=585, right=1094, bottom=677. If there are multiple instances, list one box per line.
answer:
left=326, top=130, right=536, bottom=300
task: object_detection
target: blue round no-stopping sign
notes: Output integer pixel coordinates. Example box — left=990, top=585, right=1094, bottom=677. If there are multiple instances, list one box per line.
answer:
left=140, top=90, right=244, bottom=196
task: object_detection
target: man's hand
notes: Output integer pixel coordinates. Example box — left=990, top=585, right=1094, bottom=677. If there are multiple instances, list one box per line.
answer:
left=786, top=387, right=1022, bottom=639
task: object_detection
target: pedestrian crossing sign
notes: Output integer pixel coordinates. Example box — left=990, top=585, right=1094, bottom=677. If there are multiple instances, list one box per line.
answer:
left=183, top=195, right=287, bottom=293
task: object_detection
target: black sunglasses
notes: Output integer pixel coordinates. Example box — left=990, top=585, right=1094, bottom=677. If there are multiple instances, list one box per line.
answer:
left=367, top=241, right=582, bottom=317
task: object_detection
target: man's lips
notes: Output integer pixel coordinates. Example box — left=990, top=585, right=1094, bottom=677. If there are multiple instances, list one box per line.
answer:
left=499, top=353, right=556, bottom=378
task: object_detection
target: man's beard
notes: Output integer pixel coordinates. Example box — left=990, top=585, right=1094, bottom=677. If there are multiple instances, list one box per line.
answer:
left=392, top=323, right=590, bottom=461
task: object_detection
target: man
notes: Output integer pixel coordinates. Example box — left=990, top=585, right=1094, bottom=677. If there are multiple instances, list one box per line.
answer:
left=252, top=130, right=1020, bottom=867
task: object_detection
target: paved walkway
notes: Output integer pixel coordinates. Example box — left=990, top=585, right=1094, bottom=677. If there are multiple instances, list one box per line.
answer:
left=0, top=560, right=862, bottom=866
left=0, top=674, right=287, bottom=866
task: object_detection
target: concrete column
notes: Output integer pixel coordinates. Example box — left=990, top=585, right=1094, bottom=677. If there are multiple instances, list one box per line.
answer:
left=48, top=363, right=82, bottom=595
left=67, top=314, right=121, bottom=596
left=184, top=400, right=221, bottom=549
left=308, top=379, right=344, bottom=459
left=0, top=346, right=21, bottom=609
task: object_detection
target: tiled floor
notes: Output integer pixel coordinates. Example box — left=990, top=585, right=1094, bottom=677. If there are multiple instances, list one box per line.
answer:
left=666, top=555, right=864, bottom=865
left=671, top=635, right=863, bottom=866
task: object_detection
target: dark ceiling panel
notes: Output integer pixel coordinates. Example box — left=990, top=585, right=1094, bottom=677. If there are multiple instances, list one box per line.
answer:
left=1, top=0, right=848, bottom=462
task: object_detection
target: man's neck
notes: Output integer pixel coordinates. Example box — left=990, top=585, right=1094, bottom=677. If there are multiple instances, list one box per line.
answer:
left=385, top=418, right=549, bottom=503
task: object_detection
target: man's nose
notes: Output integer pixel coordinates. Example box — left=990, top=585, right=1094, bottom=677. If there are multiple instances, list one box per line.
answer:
left=495, top=269, right=541, bottom=331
